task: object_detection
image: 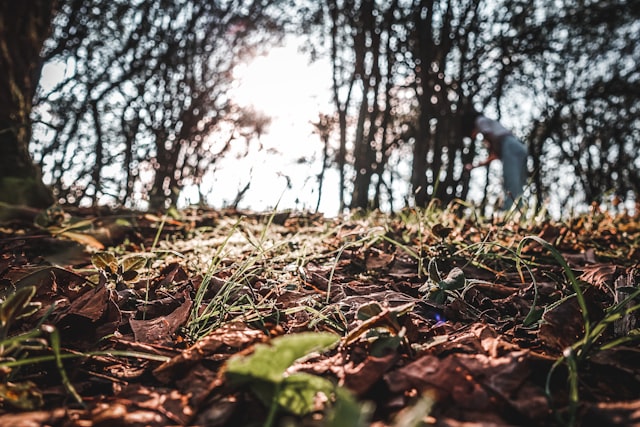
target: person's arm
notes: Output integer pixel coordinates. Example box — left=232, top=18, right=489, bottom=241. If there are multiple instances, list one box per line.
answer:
left=464, top=149, right=498, bottom=170
left=476, top=151, right=499, bottom=167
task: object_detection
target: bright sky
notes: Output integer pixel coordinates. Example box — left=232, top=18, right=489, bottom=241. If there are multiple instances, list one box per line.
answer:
left=182, top=40, right=339, bottom=215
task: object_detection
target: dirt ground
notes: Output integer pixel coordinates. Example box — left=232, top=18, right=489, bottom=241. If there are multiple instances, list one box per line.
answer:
left=1, top=205, right=639, bottom=426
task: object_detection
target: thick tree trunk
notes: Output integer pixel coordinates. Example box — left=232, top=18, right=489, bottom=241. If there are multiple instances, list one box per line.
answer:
left=0, top=1, right=56, bottom=207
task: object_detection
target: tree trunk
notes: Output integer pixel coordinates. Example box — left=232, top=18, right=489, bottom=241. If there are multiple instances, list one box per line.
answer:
left=148, top=129, right=182, bottom=210
left=0, top=1, right=55, bottom=207
left=350, top=90, right=372, bottom=210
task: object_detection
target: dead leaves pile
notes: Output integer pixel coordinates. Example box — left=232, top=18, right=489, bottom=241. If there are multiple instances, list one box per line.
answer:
left=0, top=205, right=639, bottom=426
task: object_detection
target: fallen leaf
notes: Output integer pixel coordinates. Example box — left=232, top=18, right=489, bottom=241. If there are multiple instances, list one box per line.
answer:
left=130, top=296, right=192, bottom=345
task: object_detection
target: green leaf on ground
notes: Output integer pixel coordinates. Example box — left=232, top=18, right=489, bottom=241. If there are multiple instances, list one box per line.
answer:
left=226, top=332, right=339, bottom=384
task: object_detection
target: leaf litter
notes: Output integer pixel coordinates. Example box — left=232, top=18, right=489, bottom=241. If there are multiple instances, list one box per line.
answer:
left=0, top=205, right=639, bottom=426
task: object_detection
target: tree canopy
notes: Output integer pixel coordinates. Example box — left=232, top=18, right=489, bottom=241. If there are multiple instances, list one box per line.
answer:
left=310, top=0, right=640, bottom=215
left=1, top=0, right=637, bottom=215
left=33, top=0, right=289, bottom=209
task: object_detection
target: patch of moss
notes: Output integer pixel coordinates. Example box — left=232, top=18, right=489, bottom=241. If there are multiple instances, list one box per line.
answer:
left=0, top=176, right=54, bottom=208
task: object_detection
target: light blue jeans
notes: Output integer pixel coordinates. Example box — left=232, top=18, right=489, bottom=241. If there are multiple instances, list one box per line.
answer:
left=500, top=135, right=528, bottom=210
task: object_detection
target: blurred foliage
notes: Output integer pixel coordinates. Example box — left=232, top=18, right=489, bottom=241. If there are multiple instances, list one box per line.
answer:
left=34, top=0, right=291, bottom=209
left=28, top=0, right=640, bottom=215
left=302, top=0, right=640, bottom=214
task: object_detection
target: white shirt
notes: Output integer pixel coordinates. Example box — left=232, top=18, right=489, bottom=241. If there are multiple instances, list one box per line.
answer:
left=474, top=115, right=512, bottom=143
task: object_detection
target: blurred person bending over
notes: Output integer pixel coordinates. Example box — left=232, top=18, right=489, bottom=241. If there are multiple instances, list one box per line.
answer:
left=462, top=108, right=528, bottom=211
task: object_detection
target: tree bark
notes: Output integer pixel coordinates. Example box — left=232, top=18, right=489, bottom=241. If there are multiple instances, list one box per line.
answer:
left=0, top=1, right=55, bottom=207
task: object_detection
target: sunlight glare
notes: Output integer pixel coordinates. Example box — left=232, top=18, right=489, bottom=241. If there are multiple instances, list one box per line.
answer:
left=184, top=40, right=339, bottom=215
left=232, top=43, right=330, bottom=121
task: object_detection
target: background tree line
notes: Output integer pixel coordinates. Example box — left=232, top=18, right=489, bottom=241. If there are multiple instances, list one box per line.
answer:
left=2, top=0, right=639, bottom=215
left=33, top=0, right=284, bottom=210
left=313, top=0, right=640, bottom=214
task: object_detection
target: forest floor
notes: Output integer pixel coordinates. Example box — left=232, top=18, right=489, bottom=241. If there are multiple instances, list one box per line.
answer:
left=0, top=203, right=639, bottom=427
